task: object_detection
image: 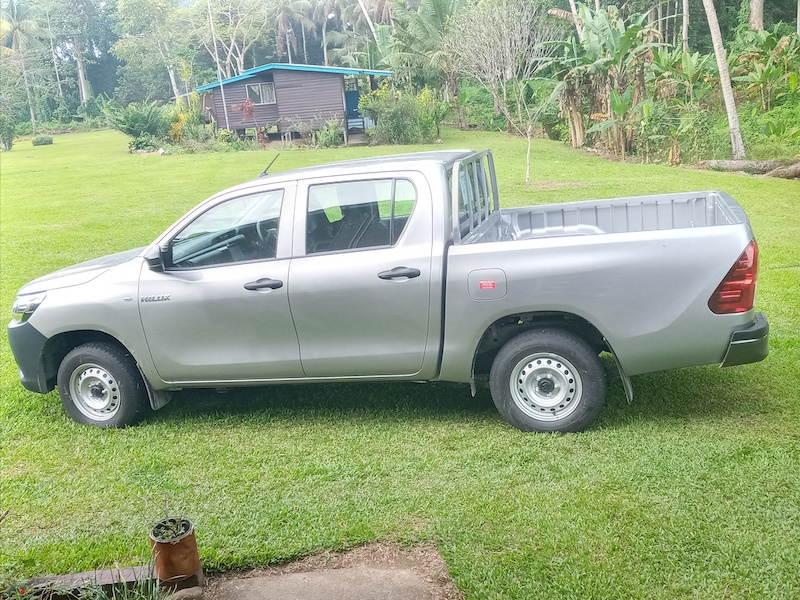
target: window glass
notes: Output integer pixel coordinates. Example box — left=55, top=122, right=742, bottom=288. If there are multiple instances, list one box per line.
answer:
left=170, top=190, right=283, bottom=268
left=306, top=179, right=416, bottom=254
left=246, top=82, right=276, bottom=105
left=456, top=156, right=492, bottom=238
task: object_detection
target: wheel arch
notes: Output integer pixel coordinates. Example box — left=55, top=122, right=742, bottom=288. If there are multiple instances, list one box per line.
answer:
left=41, top=331, right=171, bottom=410
left=473, top=311, right=608, bottom=374
left=471, top=311, right=633, bottom=402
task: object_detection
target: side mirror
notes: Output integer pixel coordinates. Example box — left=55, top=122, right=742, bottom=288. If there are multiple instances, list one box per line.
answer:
left=144, top=243, right=171, bottom=272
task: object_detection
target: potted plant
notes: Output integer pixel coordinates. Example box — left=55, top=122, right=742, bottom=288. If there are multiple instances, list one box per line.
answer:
left=149, top=515, right=201, bottom=583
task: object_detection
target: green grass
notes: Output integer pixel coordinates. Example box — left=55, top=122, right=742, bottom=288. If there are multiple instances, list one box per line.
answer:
left=1, top=130, right=799, bottom=599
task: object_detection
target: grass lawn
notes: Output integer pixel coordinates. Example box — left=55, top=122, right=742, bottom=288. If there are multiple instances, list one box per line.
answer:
left=1, top=130, right=799, bottom=599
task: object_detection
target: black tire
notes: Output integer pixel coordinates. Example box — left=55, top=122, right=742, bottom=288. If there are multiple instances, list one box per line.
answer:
left=57, top=342, right=151, bottom=428
left=489, top=328, right=606, bottom=433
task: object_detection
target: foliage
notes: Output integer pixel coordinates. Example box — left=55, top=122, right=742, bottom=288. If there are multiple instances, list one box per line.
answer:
left=151, top=517, right=192, bottom=542
left=0, top=113, right=16, bottom=151
left=31, top=134, right=53, bottom=146
left=128, top=134, right=163, bottom=152
left=358, top=83, right=447, bottom=144
left=316, top=118, right=344, bottom=148
left=216, top=128, right=238, bottom=144
left=108, top=101, right=169, bottom=140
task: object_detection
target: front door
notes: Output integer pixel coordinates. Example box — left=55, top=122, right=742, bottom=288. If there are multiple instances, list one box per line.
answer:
left=139, top=186, right=303, bottom=383
left=288, top=174, right=434, bottom=377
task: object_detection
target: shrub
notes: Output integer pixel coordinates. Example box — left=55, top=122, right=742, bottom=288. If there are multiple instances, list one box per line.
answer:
left=0, top=114, right=15, bottom=151
left=128, top=135, right=162, bottom=152
left=317, top=119, right=344, bottom=148
left=359, top=84, right=447, bottom=145
left=216, top=128, right=237, bottom=144
left=109, top=101, right=169, bottom=140
left=31, top=135, right=53, bottom=146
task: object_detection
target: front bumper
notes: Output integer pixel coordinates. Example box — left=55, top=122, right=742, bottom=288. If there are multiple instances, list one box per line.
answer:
left=721, top=312, right=769, bottom=368
left=7, top=320, right=50, bottom=393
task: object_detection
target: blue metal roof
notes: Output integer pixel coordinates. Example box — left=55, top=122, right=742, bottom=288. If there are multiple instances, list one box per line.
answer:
left=196, top=63, right=392, bottom=92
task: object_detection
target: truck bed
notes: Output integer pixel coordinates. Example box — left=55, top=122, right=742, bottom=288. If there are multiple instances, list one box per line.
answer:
left=464, top=191, right=749, bottom=243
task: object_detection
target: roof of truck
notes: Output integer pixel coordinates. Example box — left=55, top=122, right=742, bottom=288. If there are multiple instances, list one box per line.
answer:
left=256, top=149, right=477, bottom=181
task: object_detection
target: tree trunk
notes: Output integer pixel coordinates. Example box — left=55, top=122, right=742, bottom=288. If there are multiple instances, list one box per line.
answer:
left=357, top=0, right=378, bottom=41
left=525, top=126, right=533, bottom=186
left=702, top=0, right=745, bottom=159
left=682, top=0, right=689, bottom=52
left=699, top=159, right=791, bottom=173
left=322, top=22, right=328, bottom=66
left=765, top=162, right=800, bottom=178
left=302, top=23, right=308, bottom=64
left=672, top=0, right=678, bottom=47
left=74, top=44, right=90, bottom=105
left=44, top=6, right=63, bottom=99
left=449, top=72, right=466, bottom=130
left=657, top=0, right=663, bottom=38
left=568, top=0, right=582, bottom=37
left=21, top=59, right=36, bottom=134
left=749, top=0, right=764, bottom=31
left=285, top=27, right=293, bottom=64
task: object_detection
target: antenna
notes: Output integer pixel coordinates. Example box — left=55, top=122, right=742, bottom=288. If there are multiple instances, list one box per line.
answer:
left=259, top=154, right=280, bottom=177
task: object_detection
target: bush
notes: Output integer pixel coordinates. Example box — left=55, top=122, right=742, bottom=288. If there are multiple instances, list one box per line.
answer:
left=31, top=135, right=53, bottom=146
left=216, top=128, right=237, bottom=143
left=0, top=114, right=15, bottom=151
left=359, top=83, right=447, bottom=145
left=109, top=101, right=169, bottom=140
left=317, top=119, right=344, bottom=148
left=128, top=134, right=162, bottom=152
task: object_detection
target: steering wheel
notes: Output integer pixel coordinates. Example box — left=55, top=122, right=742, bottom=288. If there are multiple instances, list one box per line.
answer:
left=256, top=220, right=278, bottom=257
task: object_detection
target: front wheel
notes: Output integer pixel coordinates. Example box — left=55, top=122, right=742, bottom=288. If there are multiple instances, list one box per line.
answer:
left=57, top=342, right=151, bottom=428
left=489, top=329, right=606, bottom=433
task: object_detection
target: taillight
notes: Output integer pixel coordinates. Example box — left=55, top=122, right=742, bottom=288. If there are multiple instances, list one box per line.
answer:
left=708, top=240, right=758, bottom=314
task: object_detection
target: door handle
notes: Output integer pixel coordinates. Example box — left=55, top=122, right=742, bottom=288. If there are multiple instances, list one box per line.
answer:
left=377, top=267, right=421, bottom=280
left=244, top=278, right=283, bottom=291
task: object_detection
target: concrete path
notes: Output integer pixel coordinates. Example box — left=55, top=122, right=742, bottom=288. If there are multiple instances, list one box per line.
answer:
left=207, top=566, right=434, bottom=600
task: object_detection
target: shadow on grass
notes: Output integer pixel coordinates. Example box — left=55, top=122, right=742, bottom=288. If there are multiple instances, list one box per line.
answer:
left=150, top=361, right=776, bottom=430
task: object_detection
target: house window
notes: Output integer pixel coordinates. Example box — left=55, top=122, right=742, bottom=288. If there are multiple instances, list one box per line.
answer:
left=246, top=82, right=276, bottom=105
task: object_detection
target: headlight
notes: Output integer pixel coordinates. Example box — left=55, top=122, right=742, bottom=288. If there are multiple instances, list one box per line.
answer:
left=11, top=292, right=47, bottom=323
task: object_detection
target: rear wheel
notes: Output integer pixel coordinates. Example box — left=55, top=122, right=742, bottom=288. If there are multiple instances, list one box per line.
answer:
left=57, top=342, right=150, bottom=428
left=489, top=329, right=606, bottom=433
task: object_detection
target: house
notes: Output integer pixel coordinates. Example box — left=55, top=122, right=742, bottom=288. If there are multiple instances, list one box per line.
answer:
left=196, top=64, right=392, bottom=144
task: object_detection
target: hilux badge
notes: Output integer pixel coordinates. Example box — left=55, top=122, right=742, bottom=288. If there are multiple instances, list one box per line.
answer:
left=140, top=294, right=171, bottom=303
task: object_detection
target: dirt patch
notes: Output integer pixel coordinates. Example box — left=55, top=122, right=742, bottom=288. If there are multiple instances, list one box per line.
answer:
left=205, top=542, right=463, bottom=600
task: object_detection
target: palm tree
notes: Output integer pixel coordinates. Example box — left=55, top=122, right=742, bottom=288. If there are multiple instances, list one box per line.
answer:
left=392, top=0, right=466, bottom=127
left=1, top=0, right=42, bottom=131
left=272, top=0, right=314, bottom=64
left=701, top=0, right=745, bottom=159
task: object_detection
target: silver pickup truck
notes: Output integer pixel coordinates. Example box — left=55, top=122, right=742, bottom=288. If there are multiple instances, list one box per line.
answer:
left=8, top=149, right=768, bottom=432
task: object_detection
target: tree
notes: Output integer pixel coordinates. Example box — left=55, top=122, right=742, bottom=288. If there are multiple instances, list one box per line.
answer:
left=1, top=0, right=42, bottom=129
left=392, top=0, right=466, bottom=127
left=113, top=0, right=183, bottom=101
left=191, top=0, right=270, bottom=77
left=701, top=0, right=745, bottom=159
left=272, top=0, right=314, bottom=64
left=448, top=0, right=560, bottom=184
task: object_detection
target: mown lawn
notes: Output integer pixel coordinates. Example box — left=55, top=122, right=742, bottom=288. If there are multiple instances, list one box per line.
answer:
left=1, top=130, right=798, bottom=599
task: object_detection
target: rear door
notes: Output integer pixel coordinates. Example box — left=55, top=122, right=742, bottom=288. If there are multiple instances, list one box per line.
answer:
left=288, top=173, right=434, bottom=377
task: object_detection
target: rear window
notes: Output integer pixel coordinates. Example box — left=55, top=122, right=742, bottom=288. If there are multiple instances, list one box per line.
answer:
left=453, top=153, right=494, bottom=240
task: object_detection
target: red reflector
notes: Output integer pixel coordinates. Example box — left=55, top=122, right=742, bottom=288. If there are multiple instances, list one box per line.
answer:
left=708, top=240, right=758, bottom=314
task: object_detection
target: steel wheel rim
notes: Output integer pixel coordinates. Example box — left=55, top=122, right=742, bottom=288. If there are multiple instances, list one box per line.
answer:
left=510, top=352, right=582, bottom=421
left=69, top=362, right=121, bottom=421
